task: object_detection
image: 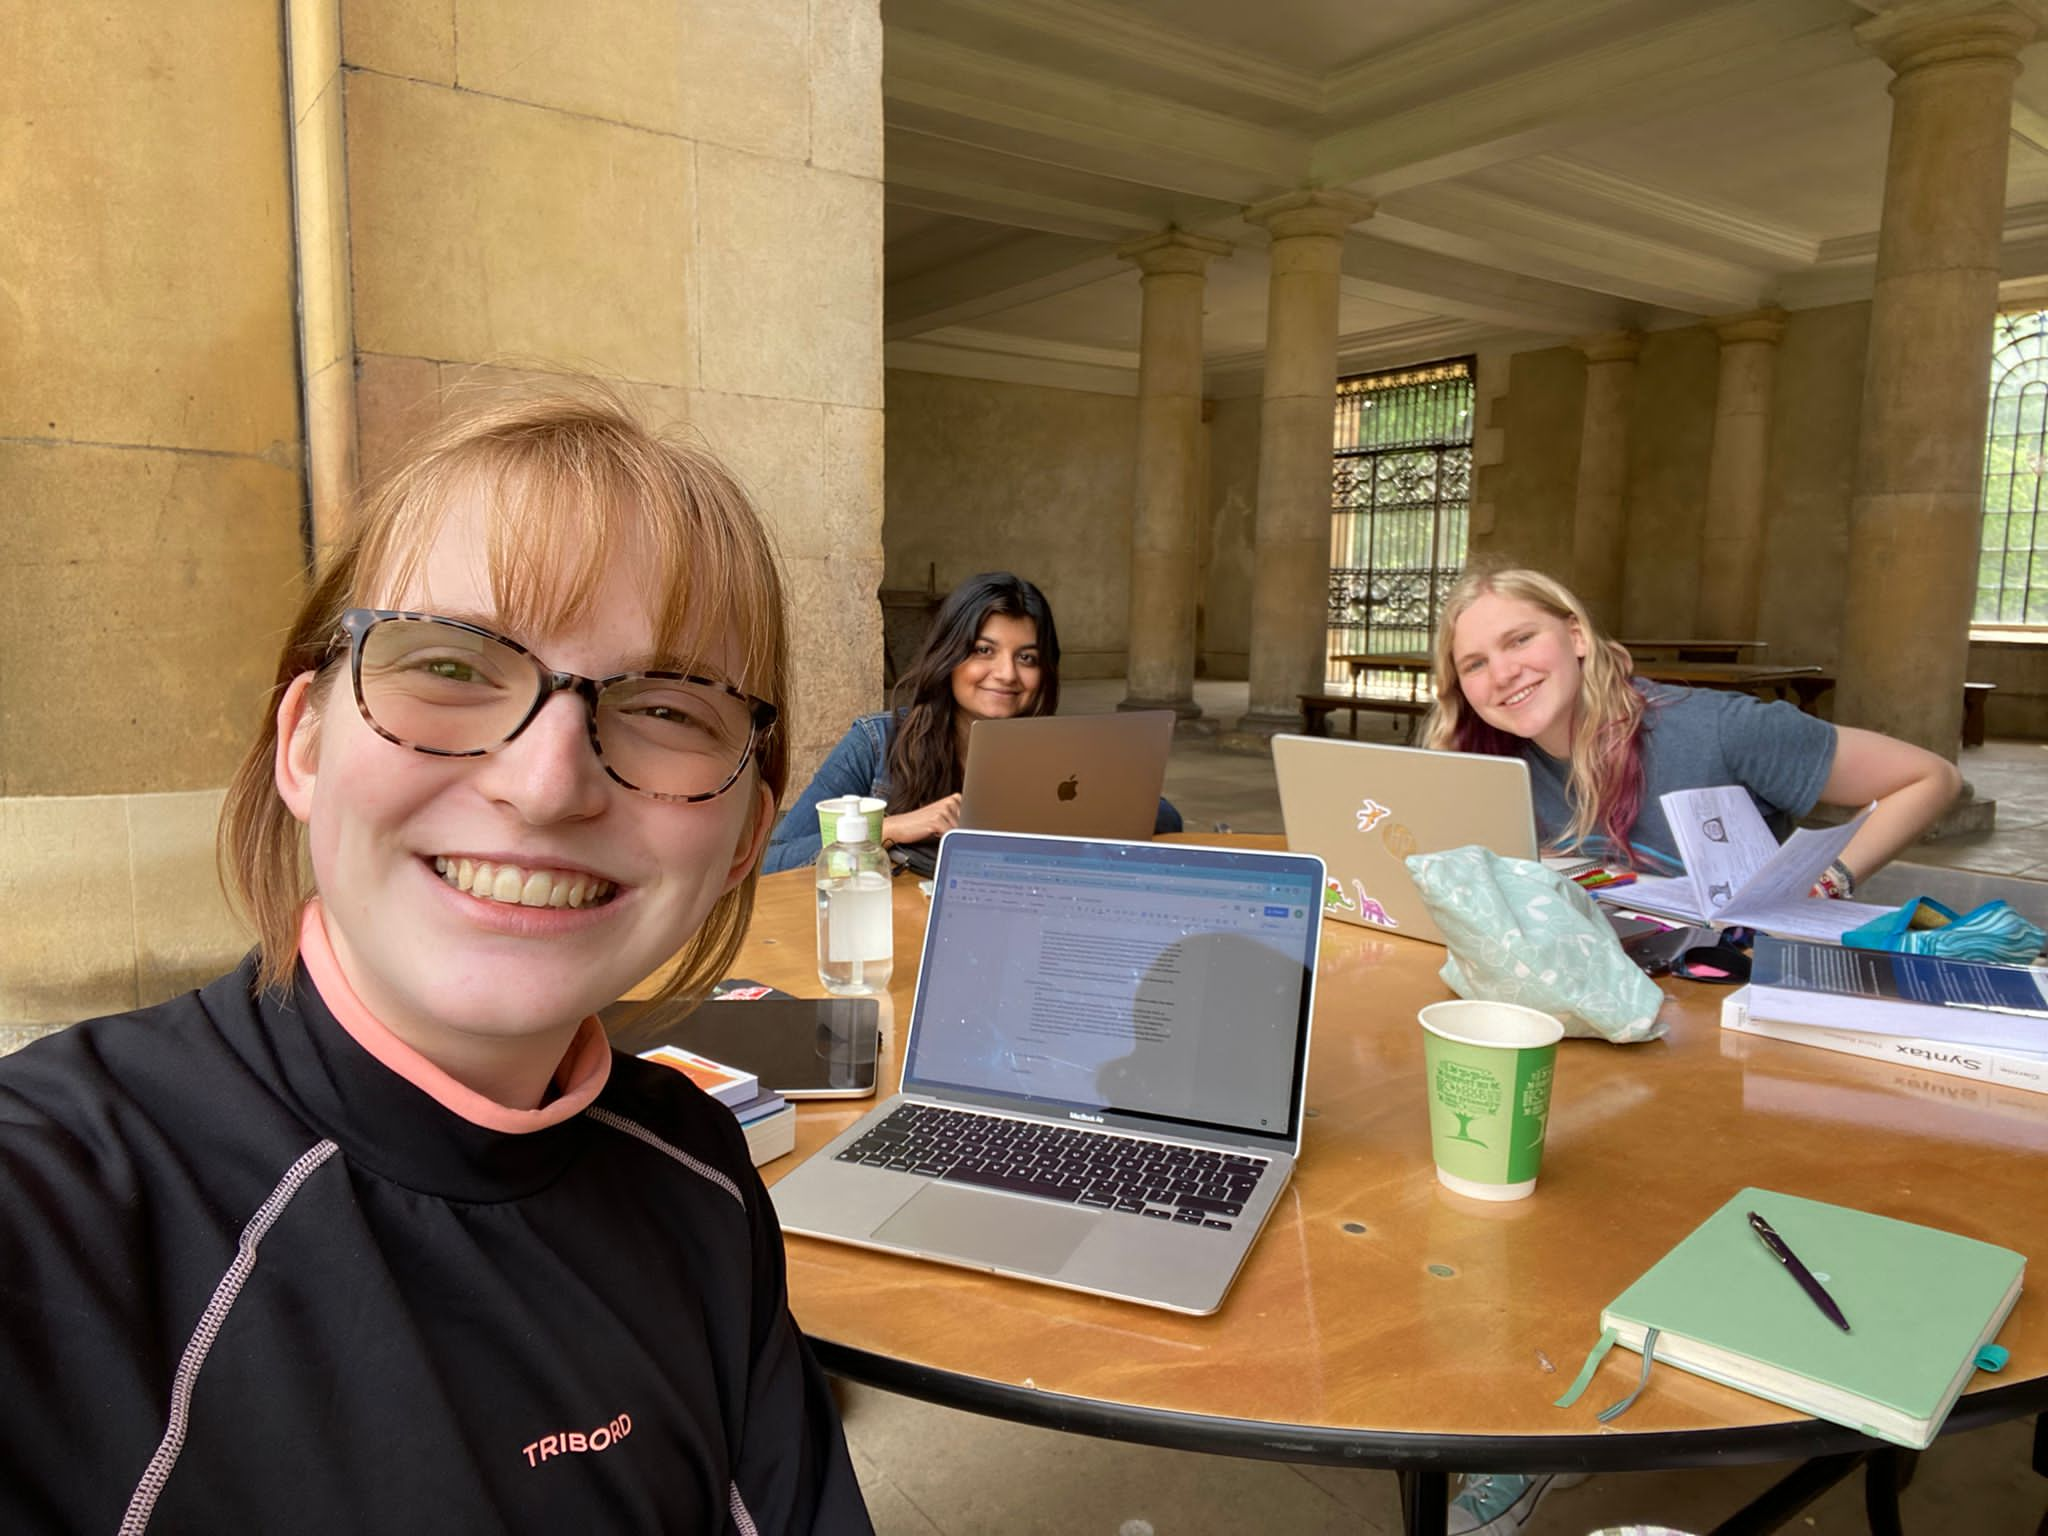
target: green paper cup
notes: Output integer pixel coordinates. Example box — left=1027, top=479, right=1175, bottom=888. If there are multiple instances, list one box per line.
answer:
left=815, top=796, right=886, bottom=848
left=1418, top=999, right=1564, bottom=1202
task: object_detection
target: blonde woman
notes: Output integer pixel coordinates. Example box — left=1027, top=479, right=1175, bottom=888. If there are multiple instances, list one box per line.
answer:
left=0, top=395, right=870, bottom=1533
left=1424, top=567, right=1960, bottom=891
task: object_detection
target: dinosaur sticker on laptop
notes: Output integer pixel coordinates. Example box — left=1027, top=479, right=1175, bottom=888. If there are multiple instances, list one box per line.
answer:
left=1352, top=880, right=1397, bottom=927
left=1355, top=798, right=1392, bottom=833
left=1324, top=877, right=1395, bottom=925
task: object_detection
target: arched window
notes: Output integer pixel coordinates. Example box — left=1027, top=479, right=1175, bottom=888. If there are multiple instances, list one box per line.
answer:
left=1326, top=358, right=1474, bottom=691
left=1979, top=311, right=2048, bottom=627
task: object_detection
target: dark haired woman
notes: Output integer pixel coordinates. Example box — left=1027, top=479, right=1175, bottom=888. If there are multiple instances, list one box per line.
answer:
left=764, top=572, right=1182, bottom=874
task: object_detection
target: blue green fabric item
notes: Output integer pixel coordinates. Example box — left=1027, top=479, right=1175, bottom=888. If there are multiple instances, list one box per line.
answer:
left=1591, top=1188, right=2025, bottom=1449
left=1553, top=1327, right=1618, bottom=1409
left=1405, top=846, right=1667, bottom=1042
left=1842, top=896, right=2045, bottom=966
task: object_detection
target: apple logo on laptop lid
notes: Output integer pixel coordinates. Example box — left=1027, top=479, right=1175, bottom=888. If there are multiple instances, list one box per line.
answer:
left=1057, top=775, right=1078, bottom=802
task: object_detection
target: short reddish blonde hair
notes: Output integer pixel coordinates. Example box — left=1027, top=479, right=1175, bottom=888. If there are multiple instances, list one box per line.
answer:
left=218, top=390, right=790, bottom=1002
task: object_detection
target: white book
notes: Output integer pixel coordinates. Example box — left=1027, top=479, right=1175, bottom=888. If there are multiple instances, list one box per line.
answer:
left=1593, top=788, right=1893, bottom=941
left=1722, top=987, right=2048, bottom=1096
left=742, top=1101, right=798, bottom=1166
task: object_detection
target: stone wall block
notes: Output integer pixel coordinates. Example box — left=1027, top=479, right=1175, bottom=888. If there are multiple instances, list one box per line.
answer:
left=779, top=553, right=886, bottom=779
left=0, top=798, right=139, bottom=1024
left=883, top=371, right=1135, bottom=670
left=343, top=0, right=456, bottom=83
left=810, top=0, right=884, bottom=178
left=353, top=353, right=446, bottom=485
left=697, top=149, right=882, bottom=406
left=681, top=391, right=827, bottom=558
left=0, top=7, right=300, bottom=453
left=131, top=790, right=251, bottom=1007
left=0, top=447, right=304, bottom=797
left=675, top=0, right=811, bottom=159
left=816, top=404, right=887, bottom=556
left=346, top=72, right=695, bottom=386
left=457, top=0, right=684, bottom=133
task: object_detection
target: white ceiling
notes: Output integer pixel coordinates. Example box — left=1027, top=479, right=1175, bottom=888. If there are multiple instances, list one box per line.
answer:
left=880, top=0, right=2048, bottom=395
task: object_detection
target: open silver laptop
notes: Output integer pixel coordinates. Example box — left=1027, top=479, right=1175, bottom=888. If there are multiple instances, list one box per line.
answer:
left=1272, top=734, right=1537, bottom=945
left=771, top=829, right=1324, bottom=1315
left=958, top=711, right=1174, bottom=839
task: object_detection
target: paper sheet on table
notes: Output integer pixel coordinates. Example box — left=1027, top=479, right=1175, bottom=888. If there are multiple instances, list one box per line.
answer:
left=1594, top=794, right=1880, bottom=935
left=1661, top=785, right=1782, bottom=910
left=1710, top=814, right=1868, bottom=915
left=1706, top=896, right=1899, bottom=943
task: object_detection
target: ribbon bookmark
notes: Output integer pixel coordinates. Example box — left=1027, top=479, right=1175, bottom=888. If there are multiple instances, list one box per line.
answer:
left=1596, top=1327, right=1661, bottom=1424
left=1553, top=1327, right=1619, bottom=1409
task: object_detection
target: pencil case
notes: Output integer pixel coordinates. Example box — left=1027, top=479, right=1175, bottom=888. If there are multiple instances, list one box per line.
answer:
left=1840, top=896, right=2045, bottom=965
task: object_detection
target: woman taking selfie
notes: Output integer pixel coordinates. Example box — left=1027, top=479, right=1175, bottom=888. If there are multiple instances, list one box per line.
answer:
left=1425, top=565, right=1960, bottom=889
left=0, top=397, right=869, bottom=1533
left=764, top=571, right=1182, bottom=874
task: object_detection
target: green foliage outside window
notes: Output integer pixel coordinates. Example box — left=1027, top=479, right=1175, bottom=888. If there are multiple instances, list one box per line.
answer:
left=1978, top=313, right=2048, bottom=625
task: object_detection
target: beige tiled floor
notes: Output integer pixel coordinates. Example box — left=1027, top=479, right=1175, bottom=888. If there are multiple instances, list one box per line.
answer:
left=834, top=678, right=2048, bottom=1535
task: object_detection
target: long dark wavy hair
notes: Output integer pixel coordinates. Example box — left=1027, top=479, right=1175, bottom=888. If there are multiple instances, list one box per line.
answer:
left=885, top=572, right=1061, bottom=816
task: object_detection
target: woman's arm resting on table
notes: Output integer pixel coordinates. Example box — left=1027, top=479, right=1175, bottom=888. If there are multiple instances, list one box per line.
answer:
left=1820, top=725, right=1964, bottom=881
left=880, top=793, right=959, bottom=849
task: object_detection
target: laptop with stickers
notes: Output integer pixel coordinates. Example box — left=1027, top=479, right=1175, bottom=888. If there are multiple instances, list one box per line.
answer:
left=770, top=829, right=1324, bottom=1316
left=1271, top=734, right=1537, bottom=945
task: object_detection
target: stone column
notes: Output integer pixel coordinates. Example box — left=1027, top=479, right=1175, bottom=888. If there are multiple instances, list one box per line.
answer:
left=1226, top=189, right=1375, bottom=745
left=1117, top=229, right=1231, bottom=720
left=1568, top=332, right=1640, bottom=632
left=1839, top=0, right=2043, bottom=751
left=1696, top=308, right=1786, bottom=639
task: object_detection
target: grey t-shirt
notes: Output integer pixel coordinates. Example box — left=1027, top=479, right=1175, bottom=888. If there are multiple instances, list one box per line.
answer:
left=1522, top=684, right=1837, bottom=873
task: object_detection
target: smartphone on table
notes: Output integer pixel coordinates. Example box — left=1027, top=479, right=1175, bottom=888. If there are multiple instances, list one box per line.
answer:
left=603, top=995, right=881, bottom=1099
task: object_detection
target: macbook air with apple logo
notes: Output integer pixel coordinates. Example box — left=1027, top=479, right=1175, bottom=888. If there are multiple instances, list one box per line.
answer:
left=958, top=711, right=1175, bottom=841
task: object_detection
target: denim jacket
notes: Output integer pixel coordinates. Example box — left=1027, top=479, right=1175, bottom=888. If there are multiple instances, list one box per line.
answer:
left=763, top=713, right=898, bottom=874
left=760, top=710, right=1185, bottom=876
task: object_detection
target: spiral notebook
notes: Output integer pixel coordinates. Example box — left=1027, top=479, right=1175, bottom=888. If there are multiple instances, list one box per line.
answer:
left=1561, top=1188, right=2025, bottom=1449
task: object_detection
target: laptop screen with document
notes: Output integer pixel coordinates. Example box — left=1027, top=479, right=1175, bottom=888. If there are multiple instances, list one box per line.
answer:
left=905, top=833, right=1322, bottom=1148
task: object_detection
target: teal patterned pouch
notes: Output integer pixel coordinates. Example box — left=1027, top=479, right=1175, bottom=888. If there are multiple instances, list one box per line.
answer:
left=1842, top=896, right=2045, bottom=965
left=1406, top=846, right=1668, bottom=1043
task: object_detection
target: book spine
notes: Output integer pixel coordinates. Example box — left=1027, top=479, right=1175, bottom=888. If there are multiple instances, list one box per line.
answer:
left=742, top=1105, right=798, bottom=1167
left=1722, top=990, right=2048, bottom=1096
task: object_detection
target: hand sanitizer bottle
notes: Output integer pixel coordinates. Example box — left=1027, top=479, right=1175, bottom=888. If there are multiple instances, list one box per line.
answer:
left=816, top=811, right=892, bottom=996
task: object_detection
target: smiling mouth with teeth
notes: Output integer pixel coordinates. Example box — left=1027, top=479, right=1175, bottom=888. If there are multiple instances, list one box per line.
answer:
left=1500, top=683, right=1539, bottom=706
left=433, top=856, right=617, bottom=909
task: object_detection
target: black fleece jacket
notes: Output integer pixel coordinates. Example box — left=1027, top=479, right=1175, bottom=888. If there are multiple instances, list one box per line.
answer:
left=0, top=957, right=871, bottom=1535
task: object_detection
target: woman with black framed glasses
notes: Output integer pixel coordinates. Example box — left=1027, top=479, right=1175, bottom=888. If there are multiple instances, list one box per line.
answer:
left=0, top=394, right=871, bottom=1534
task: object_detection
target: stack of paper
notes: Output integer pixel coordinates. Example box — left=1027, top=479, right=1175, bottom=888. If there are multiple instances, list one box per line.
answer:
left=1593, top=788, right=1895, bottom=942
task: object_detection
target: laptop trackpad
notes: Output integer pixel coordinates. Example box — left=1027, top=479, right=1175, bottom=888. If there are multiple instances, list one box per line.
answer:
left=871, top=1185, right=1093, bottom=1275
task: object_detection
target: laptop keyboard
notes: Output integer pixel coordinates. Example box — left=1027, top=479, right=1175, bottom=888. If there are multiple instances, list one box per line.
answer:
left=834, top=1102, right=1267, bottom=1229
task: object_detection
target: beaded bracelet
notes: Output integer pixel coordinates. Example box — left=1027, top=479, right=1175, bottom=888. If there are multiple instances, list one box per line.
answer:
left=1812, top=858, right=1856, bottom=900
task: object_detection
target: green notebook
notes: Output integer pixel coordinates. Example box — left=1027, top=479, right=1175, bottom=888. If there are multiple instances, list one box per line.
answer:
left=1599, top=1188, right=2025, bottom=1449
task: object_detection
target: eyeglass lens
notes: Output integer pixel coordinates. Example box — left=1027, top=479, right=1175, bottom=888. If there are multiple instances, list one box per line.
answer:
left=357, top=617, right=755, bottom=798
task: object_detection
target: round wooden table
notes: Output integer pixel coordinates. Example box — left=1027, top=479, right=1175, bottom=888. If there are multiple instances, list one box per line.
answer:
left=715, top=840, right=2047, bottom=1533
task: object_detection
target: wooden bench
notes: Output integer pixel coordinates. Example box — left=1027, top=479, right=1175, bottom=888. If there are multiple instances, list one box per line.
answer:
left=1300, top=691, right=1429, bottom=740
left=1964, top=681, right=1996, bottom=749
